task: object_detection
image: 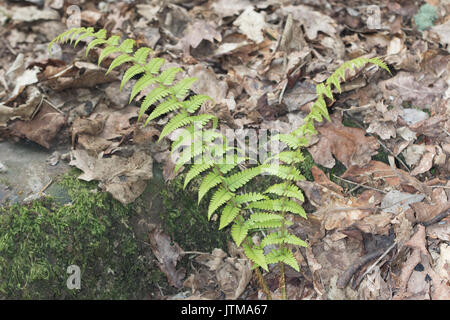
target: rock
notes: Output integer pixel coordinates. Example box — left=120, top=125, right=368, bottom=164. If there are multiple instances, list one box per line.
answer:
left=0, top=162, right=7, bottom=173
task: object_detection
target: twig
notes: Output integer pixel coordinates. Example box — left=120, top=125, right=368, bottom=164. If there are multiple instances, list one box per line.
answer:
left=332, top=174, right=387, bottom=194
left=43, top=98, right=64, bottom=114
left=39, top=179, right=53, bottom=195
left=358, top=242, right=397, bottom=286
left=337, top=246, right=387, bottom=289
left=421, top=208, right=450, bottom=227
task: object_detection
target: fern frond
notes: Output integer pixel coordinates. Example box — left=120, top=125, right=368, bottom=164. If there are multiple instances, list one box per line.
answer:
left=184, top=161, right=214, bottom=188
left=146, top=98, right=183, bottom=124
left=231, top=220, right=248, bottom=246
left=261, top=232, right=307, bottom=248
left=264, top=183, right=304, bottom=202
left=129, top=73, right=158, bottom=103
left=139, top=86, right=171, bottom=119
left=224, top=167, right=261, bottom=192
left=120, top=65, right=145, bottom=90
left=260, top=164, right=305, bottom=181
left=183, top=94, right=213, bottom=113
left=133, top=47, right=152, bottom=64
left=269, top=150, right=305, bottom=164
left=208, top=187, right=233, bottom=219
left=198, top=171, right=222, bottom=204
left=233, top=193, right=268, bottom=204
left=265, top=248, right=299, bottom=271
left=242, top=242, right=268, bottom=271
left=219, top=203, right=241, bottom=230
left=170, top=77, right=198, bottom=99
left=246, top=199, right=306, bottom=217
left=272, top=133, right=302, bottom=149
left=145, top=57, right=165, bottom=74
left=106, top=54, right=134, bottom=75
left=159, top=67, right=182, bottom=85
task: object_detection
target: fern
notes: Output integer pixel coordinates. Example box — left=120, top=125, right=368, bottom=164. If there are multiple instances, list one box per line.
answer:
left=50, top=28, right=390, bottom=299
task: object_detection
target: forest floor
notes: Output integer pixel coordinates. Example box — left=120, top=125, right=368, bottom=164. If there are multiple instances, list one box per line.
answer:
left=0, top=0, right=449, bottom=300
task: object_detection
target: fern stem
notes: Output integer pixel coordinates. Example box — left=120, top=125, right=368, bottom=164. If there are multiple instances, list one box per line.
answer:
left=254, top=267, right=272, bottom=300
left=278, top=262, right=287, bottom=300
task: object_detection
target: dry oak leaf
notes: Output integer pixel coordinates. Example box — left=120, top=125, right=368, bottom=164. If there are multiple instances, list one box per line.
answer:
left=69, top=148, right=153, bottom=204
left=308, top=114, right=379, bottom=169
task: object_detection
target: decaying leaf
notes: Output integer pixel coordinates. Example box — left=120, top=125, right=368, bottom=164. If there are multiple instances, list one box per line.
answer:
left=69, top=148, right=153, bottom=204
left=149, top=228, right=186, bottom=289
left=308, top=114, right=379, bottom=169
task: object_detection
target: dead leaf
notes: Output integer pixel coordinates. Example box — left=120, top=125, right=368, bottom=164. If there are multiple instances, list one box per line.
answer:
left=211, top=0, right=252, bottom=17
left=308, top=114, right=379, bottom=169
left=149, top=228, right=186, bottom=289
left=233, top=7, right=266, bottom=44
left=69, top=148, right=153, bottom=204
left=279, top=5, right=337, bottom=40
left=9, top=99, right=65, bottom=149
left=183, top=20, right=222, bottom=51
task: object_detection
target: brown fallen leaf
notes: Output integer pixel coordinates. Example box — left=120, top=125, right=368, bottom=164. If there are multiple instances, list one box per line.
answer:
left=185, top=243, right=252, bottom=300
left=308, top=114, right=379, bottom=169
left=312, top=166, right=343, bottom=195
left=47, top=61, right=118, bottom=91
left=182, top=20, right=222, bottom=53
left=9, top=99, right=65, bottom=149
left=69, top=148, right=153, bottom=204
left=149, top=228, right=186, bottom=289
left=410, top=188, right=450, bottom=223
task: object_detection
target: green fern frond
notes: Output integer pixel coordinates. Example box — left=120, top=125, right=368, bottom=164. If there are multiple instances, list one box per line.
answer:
left=261, top=232, right=307, bottom=248
left=265, top=248, right=299, bottom=271
left=129, top=73, right=158, bottom=103
left=183, top=94, right=212, bottom=113
left=184, top=161, right=214, bottom=188
left=246, top=199, right=306, bottom=217
left=146, top=98, right=183, bottom=124
left=139, top=86, right=171, bottom=119
left=231, top=220, right=249, bottom=246
left=264, top=183, right=304, bottom=202
left=272, top=133, right=302, bottom=149
left=133, top=47, right=152, bottom=64
left=159, top=67, right=183, bottom=85
left=233, top=192, right=268, bottom=204
left=49, top=28, right=393, bottom=298
left=224, top=167, right=261, bottom=192
left=219, top=203, right=241, bottom=230
left=198, top=171, right=222, bottom=204
left=106, top=54, right=134, bottom=75
left=143, top=57, right=164, bottom=74
left=260, top=164, right=305, bottom=181
left=242, top=242, right=268, bottom=271
left=120, top=65, right=145, bottom=90
left=208, top=187, right=233, bottom=219
left=170, top=77, right=198, bottom=99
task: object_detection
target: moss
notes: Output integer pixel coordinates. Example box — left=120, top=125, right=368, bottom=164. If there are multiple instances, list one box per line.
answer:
left=0, top=169, right=167, bottom=299
left=159, top=172, right=229, bottom=253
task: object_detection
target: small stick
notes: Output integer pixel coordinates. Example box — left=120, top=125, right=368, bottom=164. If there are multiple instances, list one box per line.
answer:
left=332, top=174, right=387, bottom=194
left=43, top=98, right=64, bottom=114
left=40, top=178, right=53, bottom=195
left=337, top=246, right=387, bottom=289
left=421, top=208, right=450, bottom=227
left=358, top=242, right=397, bottom=286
